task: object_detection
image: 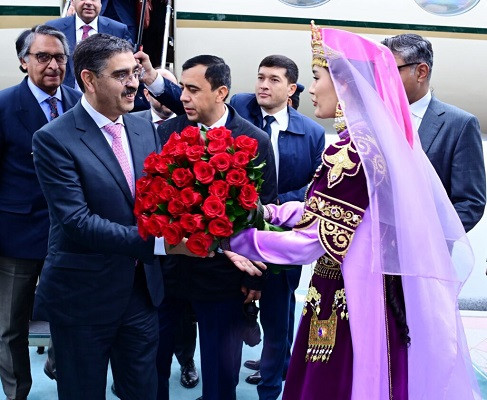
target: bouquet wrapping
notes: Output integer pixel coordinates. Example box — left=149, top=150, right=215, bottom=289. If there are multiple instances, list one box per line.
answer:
left=134, top=125, right=266, bottom=256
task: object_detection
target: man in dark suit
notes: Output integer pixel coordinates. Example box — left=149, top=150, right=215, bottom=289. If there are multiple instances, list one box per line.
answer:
left=137, top=53, right=278, bottom=400
left=230, top=55, right=325, bottom=400
left=46, top=0, right=132, bottom=89
left=31, top=33, right=197, bottom=400
left=0, top=25, right=80, bottom=400
left=101, top=0, right=137, bottom=43
left=383, top=34, right=485, bottom=231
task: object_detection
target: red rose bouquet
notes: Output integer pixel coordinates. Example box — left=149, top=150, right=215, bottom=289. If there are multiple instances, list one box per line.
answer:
left=134, top=125, right=265, bottom=256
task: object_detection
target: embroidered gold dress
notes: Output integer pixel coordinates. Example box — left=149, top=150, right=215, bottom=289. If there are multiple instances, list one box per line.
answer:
left=229, top=132, right=408, bottom=400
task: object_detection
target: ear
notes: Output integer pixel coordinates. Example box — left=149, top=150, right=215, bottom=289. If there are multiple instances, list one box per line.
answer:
left=416, top=63, right=430, bottom=83
left=20, top=58, right=28, bottom=71
left=216, top=85, right=229, bottom=103
left=288, top=83, right=297, bottom=97
left=80, top=69, right=96, bottom=93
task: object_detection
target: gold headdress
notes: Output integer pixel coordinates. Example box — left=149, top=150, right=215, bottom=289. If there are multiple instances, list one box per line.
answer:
left=311, top=20, right=328, bottom=68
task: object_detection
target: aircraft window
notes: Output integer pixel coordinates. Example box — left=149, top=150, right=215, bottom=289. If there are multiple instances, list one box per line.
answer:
left=279, top=0, right=331, bottom=7
left=413, top=0, right=480, bottom=15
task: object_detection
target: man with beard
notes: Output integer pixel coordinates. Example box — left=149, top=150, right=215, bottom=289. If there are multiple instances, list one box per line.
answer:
left=0, top=25, right=80, bottom=400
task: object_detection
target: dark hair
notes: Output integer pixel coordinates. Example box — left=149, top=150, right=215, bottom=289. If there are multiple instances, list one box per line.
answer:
left=182, top=55, right=231, bottom=92
left=16, top=25, right=70, bottom=74
left=258, top=55, right=299, bottom=84
left=385, top=275, right=411, bottom=347
left=73, top=33, right=134, bottom=92
left=289, top=82, right=304, bottom=110
left=381, top=34, right=433, bottom=80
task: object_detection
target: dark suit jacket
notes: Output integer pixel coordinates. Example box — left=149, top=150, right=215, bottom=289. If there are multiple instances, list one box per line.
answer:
left=101, top=0, right=136, bottom=42
left=419, top=96, right=485, bottom=232
left=46, top=15, right=132, bottom=88
left=132, top=109, right=152, bottom=122
left=32, top=103, right=163, bottom=325
left=158, top=105, right=278, bottom=300
left=0, top=77, right=81, bottom=259
left=230, top=93, right=325, bottom=203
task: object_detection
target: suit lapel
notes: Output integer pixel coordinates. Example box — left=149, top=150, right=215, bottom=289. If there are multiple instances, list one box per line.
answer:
left=16, top=78, right=48, bottom=134
left=75, top=104, right=134, bottom=205
left=249, top=97, right=263, bottom=128
left=60, top=85, right=80, bottom=110
left=418, top=97, right=445, bottom=153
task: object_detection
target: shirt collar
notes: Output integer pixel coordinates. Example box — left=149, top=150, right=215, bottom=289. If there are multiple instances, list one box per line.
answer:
left=410, top=90, right=432, bottom=120
left=81, top=95, right=124, bottom=128
left=198, top=105, right=229, bottom=129
left=261, top=105, right=289, bottom=130
left=151, top=109, right=175, bottom=124
left=27, top=77, right=62, bottom=104
left=75, top=14, right=98, bottom=32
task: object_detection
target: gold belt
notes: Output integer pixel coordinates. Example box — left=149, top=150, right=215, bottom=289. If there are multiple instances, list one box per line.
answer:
left=314, top=255, right=341, bottom=280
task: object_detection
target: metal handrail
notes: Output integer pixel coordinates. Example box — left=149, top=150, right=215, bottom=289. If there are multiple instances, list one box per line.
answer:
left=161, top=0, right=173, bottom=68
left=61, top=0, right=72, bottom=18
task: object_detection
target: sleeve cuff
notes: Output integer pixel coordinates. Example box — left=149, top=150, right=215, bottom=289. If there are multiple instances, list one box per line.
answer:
left=154, top=237, right=167, bottom=255
left=146, top=74, right=165, bottom=96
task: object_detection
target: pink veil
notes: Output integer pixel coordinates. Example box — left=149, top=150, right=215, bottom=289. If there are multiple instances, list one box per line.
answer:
left=318, top=27, right=480, bottom=399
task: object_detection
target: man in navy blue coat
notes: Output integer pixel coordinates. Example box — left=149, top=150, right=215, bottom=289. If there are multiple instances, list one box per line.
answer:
left=230, top=55, right=325, bottom=400
left=46, top=0, right=132, bottom=89
left=0, top=25, right=80, bottom=400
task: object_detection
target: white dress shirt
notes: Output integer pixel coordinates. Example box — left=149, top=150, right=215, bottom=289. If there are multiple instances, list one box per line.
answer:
left=75, top=15, right=98, bottom=43
left=410, top=90, right=432, bottom=131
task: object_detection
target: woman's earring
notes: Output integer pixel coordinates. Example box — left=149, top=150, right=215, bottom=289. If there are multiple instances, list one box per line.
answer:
left=333, top=102, right=346, bottom=133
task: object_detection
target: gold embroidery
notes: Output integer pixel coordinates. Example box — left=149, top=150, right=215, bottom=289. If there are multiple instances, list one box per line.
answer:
left=323, top=141, right=361, bottom=189
left=314, top=255, right=342, bottom=280
left=305, top=288, right=348, bottom=363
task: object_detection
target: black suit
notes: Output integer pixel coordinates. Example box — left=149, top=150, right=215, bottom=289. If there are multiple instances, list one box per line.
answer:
left=0, top=77, right=80, bottom=400
left=156, top=105, right=278, bottom=400
left=32, top=102, right=163, bottom=400
left=419, top=96, right=485, bottom=231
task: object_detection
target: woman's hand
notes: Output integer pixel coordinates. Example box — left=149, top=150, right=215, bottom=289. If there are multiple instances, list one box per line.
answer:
left=223, top=250, right=266, bottom=276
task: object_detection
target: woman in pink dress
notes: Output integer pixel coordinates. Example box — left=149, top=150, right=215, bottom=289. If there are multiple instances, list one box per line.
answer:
left=222, top=23, right=480, bottom=400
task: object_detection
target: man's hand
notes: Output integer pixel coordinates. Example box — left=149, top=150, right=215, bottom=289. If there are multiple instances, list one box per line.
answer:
left=133, top=50, right=158, bottom=86
left=165, top=238, right=215, bottom=257
left=223, top=250, right=266, bottom=276
left=241, top=286, right=261, bottom=304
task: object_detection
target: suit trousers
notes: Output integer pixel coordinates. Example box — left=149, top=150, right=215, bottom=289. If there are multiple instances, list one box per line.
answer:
left=50, top=267, right=159, bottom=400
left=258, top=267, right=302, bottom=400
left=0, top=256, right=43, bottom=400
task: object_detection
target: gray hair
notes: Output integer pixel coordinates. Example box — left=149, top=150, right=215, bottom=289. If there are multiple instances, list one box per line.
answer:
left=73, top=33, right=134, bottom=92
left=16, top=25, right=70, bottom=62
left=381, top=33, right=434, bottom=80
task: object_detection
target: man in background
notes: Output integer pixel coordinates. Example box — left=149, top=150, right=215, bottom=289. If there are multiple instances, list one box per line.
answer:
left=382, top=33, right=485, bottom=231
left=230, top=55, right=324, bottom=400
left=0, top=25, right=80, bottom=400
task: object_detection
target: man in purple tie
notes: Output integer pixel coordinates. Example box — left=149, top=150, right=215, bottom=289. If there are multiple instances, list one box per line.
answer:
left=31, top=33, right=198, bottom=400
left=0, top=25, right=81, bottom=400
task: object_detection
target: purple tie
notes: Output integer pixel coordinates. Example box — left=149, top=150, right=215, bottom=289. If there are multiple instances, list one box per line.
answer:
left=81, top=25, right=92, bottom=40
left=104, top=123, right=134, bottom=197
left=48, top=97, right=59, bottom=121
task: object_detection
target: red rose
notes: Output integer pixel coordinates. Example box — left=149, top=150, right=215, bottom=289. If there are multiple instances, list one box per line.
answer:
left=173, top=142, right=189, bottom=159
left=161, top=221, right=185, bottom=245
left=180, top=187, right=203, bottom=207
left=145, top=214, right=170, bottom=237
left=180, top=213, right=206, bottom=233
left=186, top=145, right=206, bottom=162
left=135, top=175, right=152, bottom=194
left=181, top=126, right=204, bottom=145
left=187, top=232, right=215, bottom=257
left=143, top=152, right=159, bottom=174
left=159, top=185, right=179, bottom=202
left=226, top=168, right=249, bottom=187
left=148, top=176, right=167, bottom=198
left=201, top=195, right=226, bottom=218
left=167, top=198, right=186, bottom=216
left=238, top=184, right=259, bottom=210
left=232, top=151, right=251, bottom=168
left=206, top=126, right=232, bottom=141
left=193, top=161, right=215, bottom=184
left=208, top=180, right=230, bottom=199
left=208, top=216, right=234, bottom=237
left=207, top=139, right=229, bottom=155
left=138, top=191, right=159, bottom=213
left=161, top=133, right=181, bottom=156
left=137, top=214, right=150, bottom=240
left=209, top=152, right=232, bottom=172
left=235, top=135, right=258, bottom=157
left=171, top=168, right=194, bottom=188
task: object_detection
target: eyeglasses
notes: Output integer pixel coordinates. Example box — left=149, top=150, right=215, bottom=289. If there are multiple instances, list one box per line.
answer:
left=98, top=69, right=144, bottom=86
left=397, top=62, right=419, bottom=70
left=27, top=52, right=68, bottom=65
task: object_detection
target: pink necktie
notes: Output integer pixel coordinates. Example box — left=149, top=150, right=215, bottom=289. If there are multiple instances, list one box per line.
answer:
left=81, top=25, right=92, bottom=40
left=104, top=123, right=134, bottom=197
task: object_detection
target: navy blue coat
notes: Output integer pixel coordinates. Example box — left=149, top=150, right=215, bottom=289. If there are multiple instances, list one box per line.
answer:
left=32, top=104, right=163, bottom=325
left=0, top=77, right=81, bottom=259
left=46, top=15, right=132, bottom=88
left=230, top=93, right=325, bottom=203
left=419, top=97, right=485, bottom=232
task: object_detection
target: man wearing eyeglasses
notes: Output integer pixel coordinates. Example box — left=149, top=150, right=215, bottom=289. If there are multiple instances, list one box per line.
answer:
left=30, top=33, right=201, bottom=400
left=0, top=25, right=81, bottom=400
left=383, top=33, right=485, bottom=232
